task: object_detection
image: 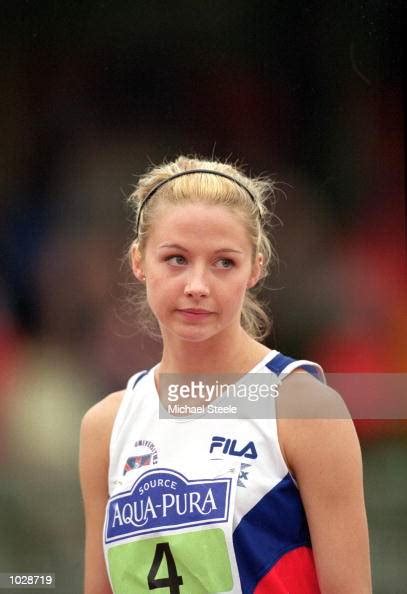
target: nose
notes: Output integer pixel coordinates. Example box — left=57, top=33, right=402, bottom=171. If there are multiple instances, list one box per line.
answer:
left=184, top=266, right=210, bottom=297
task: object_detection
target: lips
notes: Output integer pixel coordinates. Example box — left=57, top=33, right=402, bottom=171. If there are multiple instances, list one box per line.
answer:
left=179, top=308, right=212, bottom=314
left=177, top=308, right=214, bottom=319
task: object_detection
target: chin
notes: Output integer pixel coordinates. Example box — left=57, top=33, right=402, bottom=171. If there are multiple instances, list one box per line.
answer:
left=162, top=321, right=219, bottom=344
left=174, top=330, right=216, bottom=343
left=171, top=320, right=240, bottom=344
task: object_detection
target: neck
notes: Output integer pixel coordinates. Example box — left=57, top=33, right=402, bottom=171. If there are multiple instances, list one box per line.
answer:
left=157, top=326, right=271, bottom=376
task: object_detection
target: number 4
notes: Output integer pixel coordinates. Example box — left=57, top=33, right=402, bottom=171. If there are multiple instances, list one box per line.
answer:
left=148, top=542, right=183, bottom=594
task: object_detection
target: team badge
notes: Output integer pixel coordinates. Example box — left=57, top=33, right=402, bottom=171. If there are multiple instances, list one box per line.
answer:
left=123, top=439, right=158, bottom=475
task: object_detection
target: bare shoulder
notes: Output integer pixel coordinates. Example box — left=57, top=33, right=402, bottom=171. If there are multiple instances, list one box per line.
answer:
left=79, top=390, right=126, bottom=482
left=81, top=390, right=125, bottom=441
left=276, top=369, right=351, bottom=420
left=79, top=390, right=126, bottom=502
left=275, top=371, right=359, bottom=477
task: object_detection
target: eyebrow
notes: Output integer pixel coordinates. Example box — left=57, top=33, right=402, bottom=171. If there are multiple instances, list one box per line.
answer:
left=158, top=243, right=243, bottom=254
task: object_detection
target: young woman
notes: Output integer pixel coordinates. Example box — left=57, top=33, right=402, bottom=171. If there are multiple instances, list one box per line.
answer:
left=79, top=156, right=372, bottom=594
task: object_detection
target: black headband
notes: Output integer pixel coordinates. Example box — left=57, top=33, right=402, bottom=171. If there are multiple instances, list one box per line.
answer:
left=135, top=168, right=258, bottom=237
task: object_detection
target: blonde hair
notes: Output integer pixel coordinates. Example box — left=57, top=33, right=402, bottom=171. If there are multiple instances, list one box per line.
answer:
left=127, top=155, right=279, bottom=342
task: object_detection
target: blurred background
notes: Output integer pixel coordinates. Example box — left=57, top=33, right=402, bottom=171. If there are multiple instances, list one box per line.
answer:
left=0, top=1, right=405, bottom=592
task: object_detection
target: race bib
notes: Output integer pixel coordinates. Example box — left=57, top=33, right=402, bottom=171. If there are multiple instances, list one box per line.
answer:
left=104, top=462, right=240, bottom=594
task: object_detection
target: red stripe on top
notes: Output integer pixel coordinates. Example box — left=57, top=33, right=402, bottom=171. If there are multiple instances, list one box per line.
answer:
left=254, top=546, right=321, bottom=594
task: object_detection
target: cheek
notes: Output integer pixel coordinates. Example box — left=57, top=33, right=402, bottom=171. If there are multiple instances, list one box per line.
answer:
left=145, top=279, right=163, bottom=311
left=145, top=275, right=178, bottom=312
left=222, top=280, right=248, bottom=308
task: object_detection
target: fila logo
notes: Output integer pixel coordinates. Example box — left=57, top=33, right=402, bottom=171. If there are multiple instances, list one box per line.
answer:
left=209, top=436, right=258, bottom=459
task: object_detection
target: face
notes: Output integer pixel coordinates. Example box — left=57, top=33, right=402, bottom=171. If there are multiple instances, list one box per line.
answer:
left=132, top=203, right=263, bottom=343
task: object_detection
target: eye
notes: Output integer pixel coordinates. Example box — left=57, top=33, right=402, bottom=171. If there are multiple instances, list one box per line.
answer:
left=216, top=258, right=235, bottom=269
left=165, top=255, right=187, bottom=266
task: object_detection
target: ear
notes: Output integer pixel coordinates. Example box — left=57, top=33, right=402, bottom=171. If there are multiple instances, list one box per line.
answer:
left=247, top=253, right=264, bottom=289
left=131, top=244, right=145, bottom=282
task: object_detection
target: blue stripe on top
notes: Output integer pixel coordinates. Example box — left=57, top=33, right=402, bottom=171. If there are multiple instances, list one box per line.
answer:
left=266, top=353, right=297, bottom=375
left=233, top=473, right=312, bottom=593
left=132, top=370, right=148, bottom=390
left=266, top=353, right=323, bottom=382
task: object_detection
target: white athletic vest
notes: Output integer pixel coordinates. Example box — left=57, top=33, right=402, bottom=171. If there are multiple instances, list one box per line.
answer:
left=103, top=350, right=325, bottom=594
